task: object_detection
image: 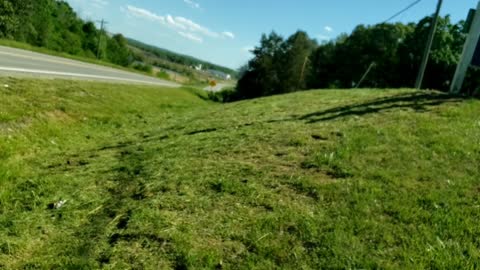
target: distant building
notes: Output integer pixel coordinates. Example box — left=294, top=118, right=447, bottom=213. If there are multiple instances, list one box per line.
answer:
left=207, top=69, right=232, bottom=80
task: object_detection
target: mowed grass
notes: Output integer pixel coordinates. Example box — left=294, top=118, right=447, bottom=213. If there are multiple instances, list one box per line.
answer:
left=0, top=78, right=479, bottom=269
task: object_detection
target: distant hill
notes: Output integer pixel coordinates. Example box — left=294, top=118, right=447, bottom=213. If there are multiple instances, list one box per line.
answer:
left=127, top=38, right=236, bottom=77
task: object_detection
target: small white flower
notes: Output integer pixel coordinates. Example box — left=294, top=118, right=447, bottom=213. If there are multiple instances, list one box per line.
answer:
left=54, top=200, right=67, bottom=209
left=3, top=84, right=9, bottom=88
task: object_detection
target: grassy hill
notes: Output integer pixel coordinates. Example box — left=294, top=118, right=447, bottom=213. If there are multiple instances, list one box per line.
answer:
left=128, top=38, right=236, bottom=76
left=1, top=78, right=479, bottom=269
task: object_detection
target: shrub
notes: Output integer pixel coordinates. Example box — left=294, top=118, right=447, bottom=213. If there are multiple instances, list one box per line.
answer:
left=132, top=63, right=153, bottom=74
left=207, top=88, right=239, bottom=103
left=156, top=70, right=170, bottom=80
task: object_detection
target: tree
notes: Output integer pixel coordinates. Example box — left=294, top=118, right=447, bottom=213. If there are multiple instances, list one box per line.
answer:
left=236, top=31, right=317, bottom=99
left=107, top=34, right=133, bottom=66
left=234, top=15, right=478, bottom=101
left=0, top=0, right=15, bottom=38
left=236, top=32, right=284, bottom=99
left=278, top=31, right=317, bottom=92
left=398, top=16, right=466, bottom=91
left=30, top=0, right=54, bottom=47
left=82, top=21, right=99, bottom=57
left=307, top=41, right=337, bottom=89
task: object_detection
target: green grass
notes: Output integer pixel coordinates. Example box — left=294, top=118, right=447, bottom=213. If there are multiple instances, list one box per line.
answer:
left=1, top=78, right=479, bottom=269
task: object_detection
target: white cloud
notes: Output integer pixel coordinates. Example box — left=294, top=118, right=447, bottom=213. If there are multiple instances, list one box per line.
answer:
left=178, top=32, right=203, bottom=43
left=126, top=5, right=165, bottom=23
left=183, top=0, right=201, bottom=9
left=124, top=5, right=234, bottom=43
left=175, top=16, right=218, bottom=37
left=67, top=0, right=108, bottom=17
left=167, top=15, right=187, bottom=30
left=222, top=31, right=235, bottom=39
left=91, top=0, right=108, bottom=8
left=324, top=26, right=334, bottom=33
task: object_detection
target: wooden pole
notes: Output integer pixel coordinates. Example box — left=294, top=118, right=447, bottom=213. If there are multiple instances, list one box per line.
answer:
left=298, top=56, right=309, bottom=89
left=355, top=62, right=376, bottom=88
left=415, top=0, right=443, bottom=89
left=96, top=19, right=107, bottom=59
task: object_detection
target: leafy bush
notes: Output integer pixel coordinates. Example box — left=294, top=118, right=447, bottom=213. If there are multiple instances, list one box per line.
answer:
left=0, top=0, right=133, bottom=67
left=207, top=88, right=239, bottom=103
left=133, top=63, right=153, bottom=74
left=156, top=70, right=170, bottom=80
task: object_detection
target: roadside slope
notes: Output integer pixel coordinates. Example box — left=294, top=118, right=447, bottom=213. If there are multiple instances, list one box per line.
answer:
left=0, top=45, right=179, bottom=87
left=1, top=78, right=479, bottom=268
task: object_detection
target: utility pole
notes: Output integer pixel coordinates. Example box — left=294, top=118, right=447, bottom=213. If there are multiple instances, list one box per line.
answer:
left=415, top=0, right=443, bottom=90
left=450, top=1, right=480, bottom=94
left=298, top=56, right=309, bottom=89
left=96, top=19, right=108, bottom=59
left=355, top=62, right=376, bottom=88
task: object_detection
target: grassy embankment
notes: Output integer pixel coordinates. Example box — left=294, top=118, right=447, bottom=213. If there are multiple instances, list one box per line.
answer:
left=0, top=78, right=479, bottom=269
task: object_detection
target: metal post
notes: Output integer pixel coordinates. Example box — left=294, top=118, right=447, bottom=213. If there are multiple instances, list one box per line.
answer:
left=415, top=0, right=443, bottom=90
left=450, top=1, right=480, bottom=94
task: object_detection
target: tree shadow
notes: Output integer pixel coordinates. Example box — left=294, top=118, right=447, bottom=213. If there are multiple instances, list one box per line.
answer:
left=298, top=92, right=464, bottom=124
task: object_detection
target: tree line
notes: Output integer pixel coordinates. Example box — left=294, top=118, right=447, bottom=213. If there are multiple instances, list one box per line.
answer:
left=127, top=38, right=236, bottom=76
left=228, top=15, right=480, bottom=101
left=0, top=0, right=236, bottom=76
left=0, top=0, right=132, bottom=66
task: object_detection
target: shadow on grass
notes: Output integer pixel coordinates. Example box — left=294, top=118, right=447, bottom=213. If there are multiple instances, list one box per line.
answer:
left=298, top=92, right=464, bottom=124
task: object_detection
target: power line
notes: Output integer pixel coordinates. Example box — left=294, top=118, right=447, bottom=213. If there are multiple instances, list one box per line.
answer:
left=355, top=0, right=424, bottom=87
left=384, top=0, right=423, bottom=23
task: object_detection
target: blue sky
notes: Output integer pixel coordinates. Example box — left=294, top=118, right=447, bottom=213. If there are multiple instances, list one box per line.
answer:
left=66, top=0, right=478, bottom=69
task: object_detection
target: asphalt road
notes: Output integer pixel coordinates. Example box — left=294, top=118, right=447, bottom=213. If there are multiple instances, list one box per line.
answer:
left=0, top=45, right=179, bottom=87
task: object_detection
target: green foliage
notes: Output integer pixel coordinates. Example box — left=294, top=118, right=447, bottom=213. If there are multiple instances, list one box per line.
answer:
left=320, top=22, right=415, bottom=89
left=0, top=0, right=133, bottom=67
left=236, top=16, right=480, bottom=100
left=128, top=38, right=236, bottom=76
left=133, top=63, right=153, bottom=74
left=280, top=31, right=317, bottom=91
left=207, top=88, right=239, bottom=102
left=106, top=34, right=133, bottom=66
left=237, top=31, right=317, bottom=99
left=156, top=70, right=170, bottom=80
left=0, top=0, right=16, bottom=38
left=397, top=16, right=467, bottom=91
left=234, top=30, right=333, bottom=99
left=0, top=0, right=232, bottom=80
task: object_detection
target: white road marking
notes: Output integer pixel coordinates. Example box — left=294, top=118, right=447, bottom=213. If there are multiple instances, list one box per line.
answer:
left=0, top=50, right=114, bottom=71
left=0, top=66, right=177, bottom=86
